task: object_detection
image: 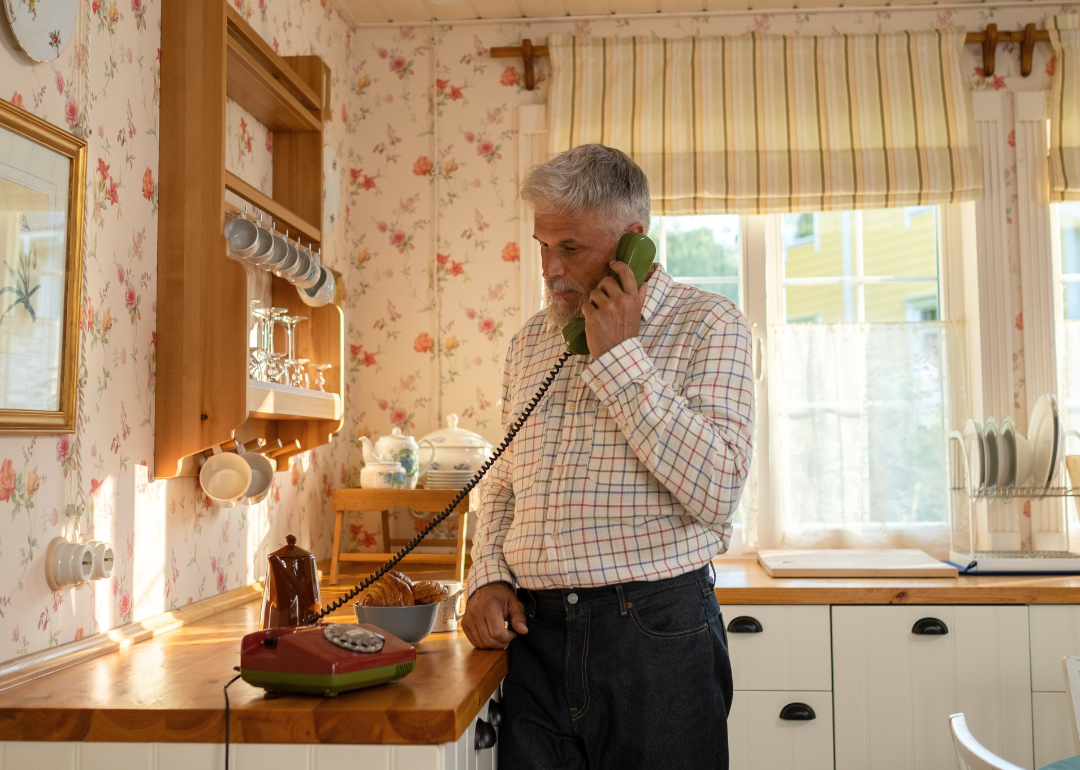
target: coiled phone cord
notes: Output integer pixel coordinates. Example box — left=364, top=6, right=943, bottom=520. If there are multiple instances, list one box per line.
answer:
left=304, top=349, right=572, bottom=625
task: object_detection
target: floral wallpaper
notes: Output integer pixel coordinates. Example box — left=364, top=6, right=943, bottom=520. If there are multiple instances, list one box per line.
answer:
left=0, top=0, right=360, bottom=663
left=0, top=0, right=1072, bottom=663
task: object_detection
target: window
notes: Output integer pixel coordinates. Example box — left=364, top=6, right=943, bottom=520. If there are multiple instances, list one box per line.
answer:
left=650, top=207, right=956, bottom=550
left=774, top=208, right=949, bottom=541
left=651, top=215, right=741, bottom=307
left=1056, top=203, right=1080, bottom=460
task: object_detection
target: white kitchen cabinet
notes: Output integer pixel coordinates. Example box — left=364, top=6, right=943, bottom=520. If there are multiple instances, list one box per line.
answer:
left=1030, top=605, right=1080, bottom=692
left=722, top=605, right=831, bottom=691
left=1033, top=692, right=1080, bottom=768
left=832, top=605, right=1034, bottom=770
left=728, top=690, right=833, bottom=770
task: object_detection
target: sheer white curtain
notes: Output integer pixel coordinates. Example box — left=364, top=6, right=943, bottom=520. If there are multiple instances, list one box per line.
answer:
left=772, top=322, right=954, bottom=553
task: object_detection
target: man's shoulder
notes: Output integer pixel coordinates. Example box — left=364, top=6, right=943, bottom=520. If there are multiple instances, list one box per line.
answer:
left=659, top=279, right=747, bottom=331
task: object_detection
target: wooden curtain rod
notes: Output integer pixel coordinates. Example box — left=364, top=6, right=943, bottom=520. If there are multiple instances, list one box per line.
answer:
left=491, top=23, right=1051, bottom=89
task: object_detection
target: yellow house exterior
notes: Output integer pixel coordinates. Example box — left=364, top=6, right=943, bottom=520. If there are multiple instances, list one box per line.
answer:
left=784, top=208, right=940, bottom=324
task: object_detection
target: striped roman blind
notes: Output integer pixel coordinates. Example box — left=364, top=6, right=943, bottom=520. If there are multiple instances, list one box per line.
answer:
left=1049, top=15, right=1080, bottom=201
left=547, top=31, right=983, bottom=215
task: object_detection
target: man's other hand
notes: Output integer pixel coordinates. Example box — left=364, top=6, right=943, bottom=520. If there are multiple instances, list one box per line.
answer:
left=462, top=581, right=528, bottom=649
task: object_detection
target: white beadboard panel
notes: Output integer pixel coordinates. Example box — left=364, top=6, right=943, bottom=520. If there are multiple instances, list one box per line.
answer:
left=467, top=0, right=525, bottom=19
left=1033, top=692, right=1080, bottom=768
left=1030, top=605, right=1080, bottom=692
left=728, top=691, right=834, bottom=770
left=971, top=90, right=1022, bottom=551
left=658, top=0, right=707, bottom=12
left=236, top=743, right=312, bottom=770
left=722, top=605, right=831, bottom=692
left=80, top=743, right=156, bottom=770
left=158, top=743, right=226, bottom=770
left=315, top=744, right=392, bottom=770
left=1014, top=91, right=1057, bottom=414
left=1, top=742, right=75, bottom=770
left=833, top=605, right=1034, bottom=770
left=392, top=745, right=444, bottom=770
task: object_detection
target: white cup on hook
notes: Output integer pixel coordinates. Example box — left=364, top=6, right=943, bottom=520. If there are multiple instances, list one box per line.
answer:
left=224, top=206, right=259, bottom=261
left=199, top=445, right=252, bottom=508
left=239, top=445, right=275, bottom=505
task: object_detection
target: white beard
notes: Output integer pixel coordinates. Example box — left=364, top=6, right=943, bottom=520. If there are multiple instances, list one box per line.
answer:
left=544, top=279, right=589, bottom=331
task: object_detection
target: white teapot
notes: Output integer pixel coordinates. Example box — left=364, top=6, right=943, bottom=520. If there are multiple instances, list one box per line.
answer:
left=418, top=414, right=493, bottom=474
left=359, top=428, right=434, bottom=490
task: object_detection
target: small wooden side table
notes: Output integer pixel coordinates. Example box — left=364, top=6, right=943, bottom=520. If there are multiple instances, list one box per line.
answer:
left=329, top=488, right=473, bottom=585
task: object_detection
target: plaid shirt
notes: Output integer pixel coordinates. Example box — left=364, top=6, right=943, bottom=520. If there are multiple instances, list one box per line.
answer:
left=468, top=266, right=755, bottom=594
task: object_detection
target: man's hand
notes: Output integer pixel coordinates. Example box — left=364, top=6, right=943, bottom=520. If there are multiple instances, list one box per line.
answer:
left=582, top=261, right=656, bottom=358
left=462, top=582, right=528, bottom=649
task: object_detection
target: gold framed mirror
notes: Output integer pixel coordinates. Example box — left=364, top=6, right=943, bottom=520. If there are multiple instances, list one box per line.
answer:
left=0, top=99, right=85, bottom=433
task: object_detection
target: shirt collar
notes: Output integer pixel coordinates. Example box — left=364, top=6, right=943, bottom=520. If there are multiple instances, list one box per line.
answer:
left=642, top=264, right=671, bottom=324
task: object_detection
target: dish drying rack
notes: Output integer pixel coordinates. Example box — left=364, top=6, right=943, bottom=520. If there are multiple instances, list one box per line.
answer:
left=946, top=427, right=1080, bottom=573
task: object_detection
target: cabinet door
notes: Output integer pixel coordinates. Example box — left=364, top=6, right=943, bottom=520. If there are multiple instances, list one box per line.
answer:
left=832, top=606, right=1033, bottom=770
left=1033, top=692, right=1080, bottom=768
left=1029, top=605, right=1080, bottom=692
left=722, top=605, right=831, bottom=691
left=728, top=691, right=834, bottom=770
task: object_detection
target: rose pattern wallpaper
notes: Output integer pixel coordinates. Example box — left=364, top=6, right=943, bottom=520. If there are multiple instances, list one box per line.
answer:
left=0, top=0, right=1073, bottom=662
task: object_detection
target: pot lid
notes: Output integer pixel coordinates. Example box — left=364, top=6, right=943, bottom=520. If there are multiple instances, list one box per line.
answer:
left=419, top=414, right=491, bottom=448
left=269, top=534, right=313, bottom=561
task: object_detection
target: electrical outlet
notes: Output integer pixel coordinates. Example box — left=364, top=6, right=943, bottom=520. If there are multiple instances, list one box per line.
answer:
left=44, top=537, right=93, bottom=591
left=44, top=537, right=114, bottom=590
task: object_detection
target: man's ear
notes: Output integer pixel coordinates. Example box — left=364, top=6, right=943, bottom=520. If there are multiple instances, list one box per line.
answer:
left=626, top=222, right=646, bottom=235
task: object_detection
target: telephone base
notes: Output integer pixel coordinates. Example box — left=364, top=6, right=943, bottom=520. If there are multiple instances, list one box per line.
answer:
left=239, top=623, right=417, bottom=697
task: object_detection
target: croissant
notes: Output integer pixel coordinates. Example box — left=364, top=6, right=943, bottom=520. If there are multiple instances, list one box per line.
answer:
left=357, top=578, right=396, bottom=607
left=388, top=571, right=415, bottom=606
left=358, top=572, right=415, bottom=607
left=411, top=580, right=449, bottom=605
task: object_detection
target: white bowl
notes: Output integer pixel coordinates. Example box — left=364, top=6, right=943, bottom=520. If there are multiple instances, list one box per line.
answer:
left=353, top=603, right=438, bottom=644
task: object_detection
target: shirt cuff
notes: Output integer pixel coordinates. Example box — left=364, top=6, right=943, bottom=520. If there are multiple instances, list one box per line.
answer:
left=582, top=337, right=655, bottom=403
left=466, top=557, right=516, bottom=598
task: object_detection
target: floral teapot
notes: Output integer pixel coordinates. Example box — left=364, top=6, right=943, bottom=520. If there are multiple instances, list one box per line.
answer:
left=359, top=428, right=435, bottom=489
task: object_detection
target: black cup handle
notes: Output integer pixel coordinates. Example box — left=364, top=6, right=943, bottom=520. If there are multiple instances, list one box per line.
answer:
left=487, top=700, right=503, bottom=728
left=726, top=616, right=763, bottom=634
left=911, top=617, right=949, bottom=635
left=779, top=702, right=816, bottom=721
left=475, top=718, right=497, bottom=750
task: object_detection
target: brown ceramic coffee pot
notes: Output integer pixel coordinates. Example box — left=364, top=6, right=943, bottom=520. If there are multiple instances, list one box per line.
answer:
left=261, top=534, right=321, bottom=628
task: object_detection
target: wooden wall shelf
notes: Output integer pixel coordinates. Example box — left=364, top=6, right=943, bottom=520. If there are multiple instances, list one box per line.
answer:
left=156, top=0, right=341, bottom=480
left=247, top=381, right=341, bottom=421
left=225, top=37, right=321, bottom=133
left=225, top=173, right=320, bottom=247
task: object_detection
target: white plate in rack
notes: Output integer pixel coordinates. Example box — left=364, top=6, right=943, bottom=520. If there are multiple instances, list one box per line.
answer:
left=963, top=419, right=985, bottom=492
left=983, top=417, right=999, bottom=494
left=1029, top=394, right=1057, bottom=491
left=997, top=417, right=1016, bottom=488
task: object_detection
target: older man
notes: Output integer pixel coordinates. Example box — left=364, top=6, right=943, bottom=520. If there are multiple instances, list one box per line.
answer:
left=462, top=144, right=754, bottom=769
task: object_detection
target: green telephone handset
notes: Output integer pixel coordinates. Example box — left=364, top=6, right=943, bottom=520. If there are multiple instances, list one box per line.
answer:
left=561, top=232, right=657, bottom=356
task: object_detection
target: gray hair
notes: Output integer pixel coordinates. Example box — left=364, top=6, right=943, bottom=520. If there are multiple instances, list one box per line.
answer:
left=520, top=144, right=651, bottom=242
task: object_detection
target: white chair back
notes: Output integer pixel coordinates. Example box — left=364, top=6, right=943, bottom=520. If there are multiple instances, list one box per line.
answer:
left=949, top=713, right=1026, bottom=770
left=1065, top=656, right=1080, bottom=754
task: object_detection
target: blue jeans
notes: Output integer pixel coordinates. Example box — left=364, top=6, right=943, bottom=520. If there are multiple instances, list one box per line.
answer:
left=500, top=566, right=733, bottom=769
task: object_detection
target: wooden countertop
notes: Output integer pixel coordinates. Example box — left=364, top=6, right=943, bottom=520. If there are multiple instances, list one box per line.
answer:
left=712, top=559, right=1080, bottom=605
left=0, top=575, right=507, bottom=745
left=3, top=558, right=1080, bottom=746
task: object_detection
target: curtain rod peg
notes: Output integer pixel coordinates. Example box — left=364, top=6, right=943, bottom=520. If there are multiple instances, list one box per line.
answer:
left=982, top=23, right=998, bottom=77
left=1021, top=23, right=1037, bottom=77
left=522, top=38, right=536, bottom=91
